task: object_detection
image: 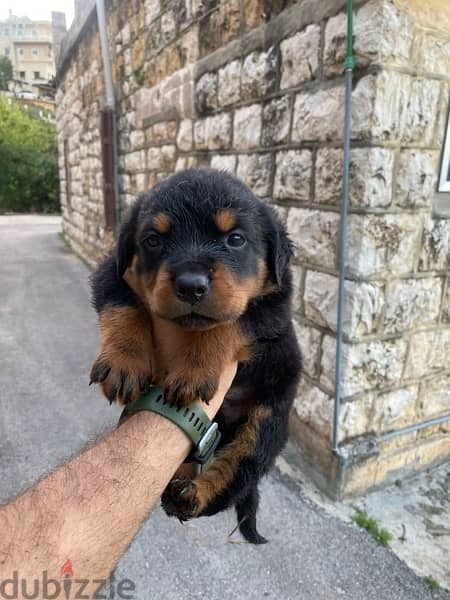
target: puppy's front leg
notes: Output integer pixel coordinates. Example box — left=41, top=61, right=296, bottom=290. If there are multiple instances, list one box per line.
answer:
left=90, top=255, right=154, bottom=405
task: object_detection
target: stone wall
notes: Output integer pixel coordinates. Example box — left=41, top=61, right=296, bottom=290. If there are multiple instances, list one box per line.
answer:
left=55, top=0, right=450, bottom=497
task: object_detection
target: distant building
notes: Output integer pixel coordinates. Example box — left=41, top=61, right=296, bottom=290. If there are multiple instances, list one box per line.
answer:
left=0, top=10, right=66, bottom=97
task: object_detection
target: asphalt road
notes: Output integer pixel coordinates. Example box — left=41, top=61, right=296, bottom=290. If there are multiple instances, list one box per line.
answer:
left=0, top=215, right=446, bottom=600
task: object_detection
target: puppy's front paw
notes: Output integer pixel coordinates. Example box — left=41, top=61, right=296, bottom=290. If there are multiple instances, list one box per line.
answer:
left=161, top=478, right=200, bottom=521
left=163, top=374, right=218, bottom=407
left=90, top=354, right=152, bottom=405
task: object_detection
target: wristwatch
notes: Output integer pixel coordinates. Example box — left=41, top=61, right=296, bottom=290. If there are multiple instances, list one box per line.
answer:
left=118, top=386, right=221, bottom=465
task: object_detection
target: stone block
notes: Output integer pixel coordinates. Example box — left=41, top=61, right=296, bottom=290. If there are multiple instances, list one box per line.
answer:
left=321, top=336, right=408, bottom=397
left=379, top=1, right=413, bottom=65
left=145, top=0, right=161, bottom=26
left=405, top=329, right=450, bottom=379
left=339, top=396, right=373, bottom=441
left=304, top=271, right=338, bottom=331
left=217, top=60, right=241, bottom=107
left=351, top=74, right=377, bottom=140
left=399, top=78, right=442, bottom=145
left=287, top=208, right=339, bottom=269
left=372, top=386, right=419, bottom=433
left=124, top=150, right=145, bottom=172
left=161, top=10, right=177, bottom=45
left=273, top=150, right=312, bottom=201
left=233, top=105, right=262, bottom=150
left=396, top=149, right=440, bottom=208
left=292, top=321, right=321, bottom=379
left=243, top=0, right=265, bottom=30
left=315, top=149, right=343, bottom=205
left=194, top=119, right=206, bottom=148
left=418, top=218, right=450, bottom=272
left=304, top=272, right=383, bottom=337
left=199, top=0, right=240, bottom=57
left=147, top=144, right=176, bottom=170
left=323, top=12, right=348, bottom=77
left=292, top=87, right=345, bottom=143
left=177, top=119, right=193, bottom=151
left=280, top=25, right=320, bottom=89
left=241, top=47, right=277, bottom=101
left=129, top=130, right=145, bottom=148
left=349, top=148, right=394, bottom=208
left=419, top=375, right=450, bottom=419
left=357, top=72, right=442, bottom=144
left=443, top=279, right=450, bottom=323
left=294, top=379, right=333, bottom=438
left=419, top=32, right=450, bottom=77
left=346, top=214, right=424, bottom=278
left=205, top=113, right=232, bottom=150
left=384, top=278, right=442, bottom=334
left=262, top=96, right=291, bottom=146
left=179, top=25, right=200, bottom=64
left=210, top=154, right=237, bottom=174
left=236, top=153, right=272, bottom=198
left=196, top=72, right=218, bottom=114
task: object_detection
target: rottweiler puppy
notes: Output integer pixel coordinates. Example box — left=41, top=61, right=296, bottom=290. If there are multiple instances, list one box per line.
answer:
left=90, top=168, right=302, bottom=544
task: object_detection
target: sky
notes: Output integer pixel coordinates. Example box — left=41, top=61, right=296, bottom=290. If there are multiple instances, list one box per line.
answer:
left=0, top=1, right=74, bottom=27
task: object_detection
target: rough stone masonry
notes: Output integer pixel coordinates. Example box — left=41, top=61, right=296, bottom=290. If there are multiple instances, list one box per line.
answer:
left=56, top=0, right=450, bottom=497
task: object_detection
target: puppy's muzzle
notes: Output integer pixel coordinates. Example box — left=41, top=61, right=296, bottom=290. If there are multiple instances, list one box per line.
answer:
left=174, top=271, right=210, bottom=305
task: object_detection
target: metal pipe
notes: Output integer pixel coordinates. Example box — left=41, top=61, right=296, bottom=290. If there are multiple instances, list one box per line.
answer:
left=380, top=414, right=450, bottom=442
left=332, top=0, right=354, bottom=454
left=96, top=0, right=115, bottom=109
left=96, top=0, right=121, bottom=230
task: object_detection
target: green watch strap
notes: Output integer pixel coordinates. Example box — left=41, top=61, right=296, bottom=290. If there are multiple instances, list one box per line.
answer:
left=118, top=386, right=221, bottom=464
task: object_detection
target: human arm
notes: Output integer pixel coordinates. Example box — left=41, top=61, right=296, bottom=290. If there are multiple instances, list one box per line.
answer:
left=0, top=362, right=237, bottom=597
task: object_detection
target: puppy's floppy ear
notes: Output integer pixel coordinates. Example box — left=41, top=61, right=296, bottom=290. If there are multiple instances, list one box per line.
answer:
left=116, top=198, right=142, bottom=277
left=261, top=204, right=293, bottom=287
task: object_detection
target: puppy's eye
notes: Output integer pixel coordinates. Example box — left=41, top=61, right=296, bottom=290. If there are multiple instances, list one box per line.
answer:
left=145, top=234, right=162, bottom=249
left=226, top=232, right=246, bottom=248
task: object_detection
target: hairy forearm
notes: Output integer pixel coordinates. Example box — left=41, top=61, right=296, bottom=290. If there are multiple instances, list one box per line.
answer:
left=0, top=364, right=236, bottom=597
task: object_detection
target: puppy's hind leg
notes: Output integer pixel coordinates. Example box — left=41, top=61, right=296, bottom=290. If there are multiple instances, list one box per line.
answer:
left=236, top=485, right=267, bottom=545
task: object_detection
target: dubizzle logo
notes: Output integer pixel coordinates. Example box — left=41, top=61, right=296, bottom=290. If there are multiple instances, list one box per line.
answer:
left=60, top=560, right=74, bottom=578
left=0, top=559, right=136, bottom=599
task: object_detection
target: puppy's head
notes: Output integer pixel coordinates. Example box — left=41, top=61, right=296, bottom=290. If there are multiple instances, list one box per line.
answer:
left=118, top=168, right=292, bottom=330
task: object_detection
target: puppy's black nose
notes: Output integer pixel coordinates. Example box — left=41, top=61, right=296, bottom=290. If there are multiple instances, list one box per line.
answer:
left=175, top=272, right=210, bottom=304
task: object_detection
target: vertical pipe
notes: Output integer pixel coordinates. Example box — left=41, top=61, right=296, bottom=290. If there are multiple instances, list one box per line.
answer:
left=96, top=0, right=121, bottom=231
left=332, top=0, right=354, bottom=454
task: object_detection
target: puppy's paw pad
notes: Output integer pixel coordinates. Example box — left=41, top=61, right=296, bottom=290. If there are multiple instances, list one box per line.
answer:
left=161, top=478, right=199, bottom=520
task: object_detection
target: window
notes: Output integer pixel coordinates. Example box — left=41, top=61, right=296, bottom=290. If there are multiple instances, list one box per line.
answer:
left=32, top=48, right=39, bottom=56
left=32, top=30, right=37, bottom=37
left=17, top=48, right=24, bottom=56
left=33, top=71, right=40, bottom=80
left=4, top=47, right=10, bottom=56
left=19, top=71, right=25, bottom=79
left=438, top=104, right=450, bottom=193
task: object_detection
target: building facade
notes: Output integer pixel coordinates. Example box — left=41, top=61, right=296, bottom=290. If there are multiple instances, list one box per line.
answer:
left=55, top=0, right=450, bottom=497
left=0, top=11, right=66, bottom=95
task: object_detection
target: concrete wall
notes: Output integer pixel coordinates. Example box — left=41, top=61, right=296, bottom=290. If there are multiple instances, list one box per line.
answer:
left=55, top=0, right=450, bottom=497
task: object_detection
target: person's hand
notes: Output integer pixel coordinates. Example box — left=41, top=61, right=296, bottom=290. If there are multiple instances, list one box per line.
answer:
left=202, top=361, right=238, bottom=419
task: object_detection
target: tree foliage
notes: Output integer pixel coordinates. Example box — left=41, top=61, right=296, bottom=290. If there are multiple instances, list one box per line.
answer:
left=0, top=97, right=60, bottom=213
left=0, top=56, right=13, bottom=91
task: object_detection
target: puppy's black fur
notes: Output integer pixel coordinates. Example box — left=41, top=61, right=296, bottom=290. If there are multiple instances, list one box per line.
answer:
left=91, top=168, right=302, bottom=544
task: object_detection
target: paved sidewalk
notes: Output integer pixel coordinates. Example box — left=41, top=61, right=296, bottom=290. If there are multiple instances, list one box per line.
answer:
left=0, top=215, right=447, bottom=600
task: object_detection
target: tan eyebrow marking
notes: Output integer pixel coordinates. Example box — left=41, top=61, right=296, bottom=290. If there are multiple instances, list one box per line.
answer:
left=153, top=212, right=171, bottom=233
left=214, top=209, right=236, bottom=233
